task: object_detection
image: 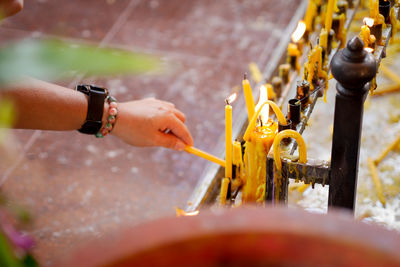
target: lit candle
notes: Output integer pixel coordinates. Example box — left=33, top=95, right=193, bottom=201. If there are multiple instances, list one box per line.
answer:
left=325, top=0, right=337, bottom=33
left=242, top=74, right=255, bottom=120
left=242, top=120, right=278, bottom=203
left=242, top=86, right=278, bottom=203
left=225, top=93, right=237, bottom=180
left=288, top=21, right=306, bottom=73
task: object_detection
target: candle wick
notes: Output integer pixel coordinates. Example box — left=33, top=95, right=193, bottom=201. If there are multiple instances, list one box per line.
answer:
left=225, top=99, right=230, bottom=105
left=244, top=73, right=248, bottom=80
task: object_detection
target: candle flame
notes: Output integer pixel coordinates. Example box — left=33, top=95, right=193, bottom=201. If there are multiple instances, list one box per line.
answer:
left=255, top=85, right=269, bottom=124
left=226, top=92, right=237, bottom=105
left=364, top=47, right=374, bottom=53
left=363, top=17, right=374, bottom=27
left=176, top=208, right=199, bottom=217
left=291, top=21, right=306, bottom=43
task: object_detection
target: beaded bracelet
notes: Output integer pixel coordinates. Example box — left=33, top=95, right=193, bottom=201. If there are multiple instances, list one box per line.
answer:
left=95, top=95, right=118, bottom=138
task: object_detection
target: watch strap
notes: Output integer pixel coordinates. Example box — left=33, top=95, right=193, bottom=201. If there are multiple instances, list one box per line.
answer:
left=76, top=85, right=107, bottom=134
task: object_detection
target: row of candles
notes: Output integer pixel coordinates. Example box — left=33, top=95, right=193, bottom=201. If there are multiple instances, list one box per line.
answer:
left=183, top=0, right=398, bottom=206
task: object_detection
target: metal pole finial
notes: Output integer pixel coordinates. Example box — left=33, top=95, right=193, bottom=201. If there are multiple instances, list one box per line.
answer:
left=328, top=37, right=377, bottom=212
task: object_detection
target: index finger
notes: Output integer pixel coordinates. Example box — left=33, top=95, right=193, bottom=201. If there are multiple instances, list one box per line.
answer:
left=162, top=115, right=194, bottom=146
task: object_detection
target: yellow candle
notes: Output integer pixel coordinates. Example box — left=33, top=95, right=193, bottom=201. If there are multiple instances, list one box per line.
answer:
left=244, top=100, right=287, bottom=141
left=374, top=134, right=400, bottom=165
left=367, top=158, right=386, bottom=207
left=184, top=146, right=226, bottom=167
left=220, top=177, right=230, bottom=205
left=287, top=43, right=301, bottom=72
left=390, top=7, right=398, bottom=41
left=232, top=140, right=244, bottom=182
left=287, top=43, right=300, bottom=57
left=232, top=141, right=243, bottom=168
left=360, top=25, right=372, bottom=47
left=304, top=0, right=317, bottom=32
left=325, top=0, right=337, bottom=33
left=249, top=62, right=263, bottom=84
left=225, top=99, right=233, bottom=180
left=369, top=0, right=379, bottom=19
left=272, top=130, right=307, bottom=172
left=242, top=75, right=256, bottom=120
left=265, top=83, right=276, bottom=101
left=242, top=121, right=278, bottom=203
left=319, top=28, right=328, bottom=50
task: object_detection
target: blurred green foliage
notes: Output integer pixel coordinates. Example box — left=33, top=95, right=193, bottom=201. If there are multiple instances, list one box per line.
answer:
left=0, top=39, right=161, bottom=83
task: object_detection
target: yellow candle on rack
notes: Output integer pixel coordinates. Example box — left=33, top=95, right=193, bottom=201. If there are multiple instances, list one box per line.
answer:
left=325, top=0, right=337, bottom=33
left=220, top=177, right=230, bottom=205
left=304, top=0, right=317, bottom=33
left=242, top=86, right=278, bottom=203
left=360, top=24, right=375, bottom=48
left=225, top=93, right=237, bottom=180
left=369, top=0, right=379, bottom=19
left=232, top=141, right=243, bottom=167
left=272, top=129, right=307, bottom=201
left=242, top=74, right=256, bottom=120
left=232, top=140, right=244, bottom=182
left=288, top=43, right=300, bottom=57
left=244, top=100, right=286, bottom=141
left=319, top=28, right=328, bottom=50
left=242, top=121, right=278, bottom=203
left=273, top=130, right=307, bottom=172
left=304, top=44, right=326, bottom=90
left=249, top=62, right=263, bottom=84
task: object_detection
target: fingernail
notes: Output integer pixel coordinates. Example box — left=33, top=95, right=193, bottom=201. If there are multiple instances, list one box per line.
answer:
left=175, top=142, right=185, bottom=151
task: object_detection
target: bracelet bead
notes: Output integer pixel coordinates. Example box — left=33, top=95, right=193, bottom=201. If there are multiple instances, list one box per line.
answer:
left=95, top=95, right=118, bottom=138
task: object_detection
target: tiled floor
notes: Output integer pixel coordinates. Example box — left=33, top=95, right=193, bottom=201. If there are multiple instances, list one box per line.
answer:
left=0, top=0, right=302, bottom=265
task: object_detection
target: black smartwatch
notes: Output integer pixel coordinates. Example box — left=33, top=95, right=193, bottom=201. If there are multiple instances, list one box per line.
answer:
left=76, top=84, right=108, bottom=134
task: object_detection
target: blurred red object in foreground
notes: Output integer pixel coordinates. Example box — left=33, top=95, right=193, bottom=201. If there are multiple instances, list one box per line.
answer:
left=56, top=207, right=400, bottom=267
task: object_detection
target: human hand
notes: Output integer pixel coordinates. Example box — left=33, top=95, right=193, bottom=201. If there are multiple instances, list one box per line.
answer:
left=0, top=0, right=23, bottom=18
left=112, top=98, right=194, bottom=151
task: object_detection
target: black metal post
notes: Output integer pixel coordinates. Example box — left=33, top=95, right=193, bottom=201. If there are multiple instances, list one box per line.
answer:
left=328, top=37, right=377, bottom=211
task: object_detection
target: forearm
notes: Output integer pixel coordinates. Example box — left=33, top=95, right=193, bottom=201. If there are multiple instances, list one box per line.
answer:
left=0, top=78, right=88, bottom=131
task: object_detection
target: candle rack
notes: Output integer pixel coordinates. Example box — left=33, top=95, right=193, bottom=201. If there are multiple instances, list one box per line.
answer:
left=186, top=0, right=397, bottom=214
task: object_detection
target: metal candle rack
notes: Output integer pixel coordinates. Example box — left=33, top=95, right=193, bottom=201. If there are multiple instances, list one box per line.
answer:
left=186, top=0, right=397, bottom=214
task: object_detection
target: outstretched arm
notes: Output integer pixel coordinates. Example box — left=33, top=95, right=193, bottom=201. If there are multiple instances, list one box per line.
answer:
left=0, top=78, right=193, bottom=150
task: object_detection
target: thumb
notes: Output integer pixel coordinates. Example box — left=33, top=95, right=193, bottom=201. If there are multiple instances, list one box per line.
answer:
left=155, top=132, right=186, bottom=151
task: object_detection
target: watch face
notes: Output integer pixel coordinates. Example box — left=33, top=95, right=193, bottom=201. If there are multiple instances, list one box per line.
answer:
left=90, top=85, right=108, bottom=96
